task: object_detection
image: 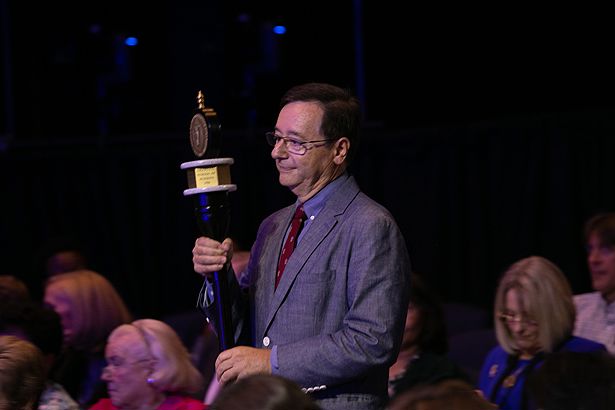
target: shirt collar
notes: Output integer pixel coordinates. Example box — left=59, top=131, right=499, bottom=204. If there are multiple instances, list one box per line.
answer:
left=299, top=173, right=349, bottom=220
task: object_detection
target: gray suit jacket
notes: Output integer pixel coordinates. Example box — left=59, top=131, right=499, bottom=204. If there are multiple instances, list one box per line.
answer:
left=205, top=175, right=411, bottom=410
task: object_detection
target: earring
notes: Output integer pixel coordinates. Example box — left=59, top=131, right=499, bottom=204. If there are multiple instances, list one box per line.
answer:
left=147, top=377, right=155, bottom=385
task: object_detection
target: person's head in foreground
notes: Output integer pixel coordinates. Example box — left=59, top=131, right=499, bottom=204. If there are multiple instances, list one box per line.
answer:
left=0, top=335, right=46, bottom=410
left=210, top=373, right=322, bottom=410
left=387, top=379, right=497, bottom=410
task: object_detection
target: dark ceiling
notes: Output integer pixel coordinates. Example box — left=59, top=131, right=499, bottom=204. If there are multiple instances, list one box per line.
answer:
left=2, top=1, right=613, bottom=140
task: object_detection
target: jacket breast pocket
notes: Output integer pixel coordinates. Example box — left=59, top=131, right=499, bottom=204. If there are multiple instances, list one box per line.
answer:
left=297, top=269, right=334, bottom=284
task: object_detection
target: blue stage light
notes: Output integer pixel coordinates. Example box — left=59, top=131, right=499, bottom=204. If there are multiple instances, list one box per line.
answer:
left=124, top=37, right=138, bottom=46
left=273, top=25, right=286, bottom=35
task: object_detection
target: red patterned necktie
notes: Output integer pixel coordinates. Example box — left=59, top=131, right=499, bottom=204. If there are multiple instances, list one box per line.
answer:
left=275, top=205, right=307, bottom=289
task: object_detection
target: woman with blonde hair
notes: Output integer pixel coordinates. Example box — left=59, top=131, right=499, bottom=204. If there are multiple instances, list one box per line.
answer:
left=44, top=269, right=132, bottom=407
left=477, top=256, right=606, bottom=410
left=90, top=319, right=206, bottom=410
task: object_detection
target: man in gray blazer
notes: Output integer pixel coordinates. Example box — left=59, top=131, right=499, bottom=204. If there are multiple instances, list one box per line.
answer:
left=193, top=83, right=411, bottom=410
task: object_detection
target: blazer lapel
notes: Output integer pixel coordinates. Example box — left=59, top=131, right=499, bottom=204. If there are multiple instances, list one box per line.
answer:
left=256, top=206, right=293, bottom=335
left=262, top=176, right=361, bottom=334
left=270, top=214, right=337, bottom=297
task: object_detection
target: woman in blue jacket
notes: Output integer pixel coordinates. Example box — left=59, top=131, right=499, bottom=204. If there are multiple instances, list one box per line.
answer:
left=477, top=256, right=606, bottom=410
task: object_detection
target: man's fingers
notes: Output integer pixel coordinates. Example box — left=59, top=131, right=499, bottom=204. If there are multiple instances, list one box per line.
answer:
left=192, top=238, right=228, bottom=273
left=216, top=355, right=237, bottom=385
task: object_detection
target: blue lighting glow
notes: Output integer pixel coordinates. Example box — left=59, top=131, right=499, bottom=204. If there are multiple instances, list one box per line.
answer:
left=124, top=37, right=138, bottom=46
left=273, top=25, right=286, bottom=35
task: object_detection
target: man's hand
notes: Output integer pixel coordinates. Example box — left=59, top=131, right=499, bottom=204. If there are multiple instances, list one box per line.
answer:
left=192, top=237, right=233, bottom=278
left=215, top=346, right=272, bottom=385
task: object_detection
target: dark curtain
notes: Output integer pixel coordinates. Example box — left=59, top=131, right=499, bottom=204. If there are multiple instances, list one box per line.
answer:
left=2, top=108, right=615, bottom=318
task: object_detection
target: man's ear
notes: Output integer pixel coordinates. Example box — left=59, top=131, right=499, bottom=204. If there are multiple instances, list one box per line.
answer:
left=333, top=137, right=350, bottom=165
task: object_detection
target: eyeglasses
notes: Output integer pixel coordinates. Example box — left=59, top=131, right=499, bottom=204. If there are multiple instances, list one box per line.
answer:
left=498, top=312, right=538, bottom=327
left=265, top=132, right=334, bottom=155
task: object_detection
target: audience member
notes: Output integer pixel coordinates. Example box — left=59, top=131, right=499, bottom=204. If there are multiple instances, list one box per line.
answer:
left=443, top=300, right=496, bottom=385
left=90, top=319, right=206, bottom=410
left=447, top=328, right=498, bottom=386
left=210, top=374, right=321, bottom=410
left=192, top=82, right=411, bottom=410
left=39, top=236, right=89, bottom=278
left=228, top=237, right=250, bottom=278
left=0, top=335, right=46, bottom=410
left=477, top=255, right=606, bottom=410
left=574, top=212, right=615, bottom=353
left=388, top=274, right=469, bottom=399
left=387, top=379, right=497, bottom=410
left=527, top=350, right=615, bottom=410
left=44, top=269, right=132, bottom=408
left=46, top=250, right=88, bottom=277
left=0, top=274, right=31, bottom=301
left=0, top=297, right=80, bottom=410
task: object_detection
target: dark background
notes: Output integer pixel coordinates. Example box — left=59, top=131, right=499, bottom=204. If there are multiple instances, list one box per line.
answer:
left=2, top=1, right=615, bottom=319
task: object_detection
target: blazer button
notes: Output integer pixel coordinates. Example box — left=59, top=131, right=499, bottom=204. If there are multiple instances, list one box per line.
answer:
left=263, top=336, right=270, bottom=347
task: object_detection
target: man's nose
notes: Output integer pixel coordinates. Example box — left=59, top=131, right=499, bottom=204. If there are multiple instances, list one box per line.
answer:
left=271, top=140, right=288, bottom=158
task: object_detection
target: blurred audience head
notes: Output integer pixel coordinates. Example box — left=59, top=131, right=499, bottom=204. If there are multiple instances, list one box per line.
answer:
left=584, top=212, right=615, bottom=247
left=0, top=297, right=63, bottom=376
left=210, top=374, right=321, bottom=410
left=0, top=276, right=35, bottom=345
left=0, top=335, right=46, bottom=410
left=40, top=236, right=88, bottom=278
left=101, top=319, right=204, bottom=408
left=46, top=250, right=87, bottom=277
left=387, top=379, right=497, bottom=410
left=404, top=273, right=448, bottom=355
left=0, top=274, right=30, bottom=302
left=494, top=256, right=574, bottom=356
left=584, top=212, right=615, bottom=302
left=528, top=350, right=615, bottom=410
left=44, top=269, right=132, bottom=351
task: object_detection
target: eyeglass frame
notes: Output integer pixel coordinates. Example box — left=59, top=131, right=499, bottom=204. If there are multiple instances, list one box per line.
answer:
left=265, top=132, right=335, bottom=155
left=498, top=311, right=539, bottom=327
